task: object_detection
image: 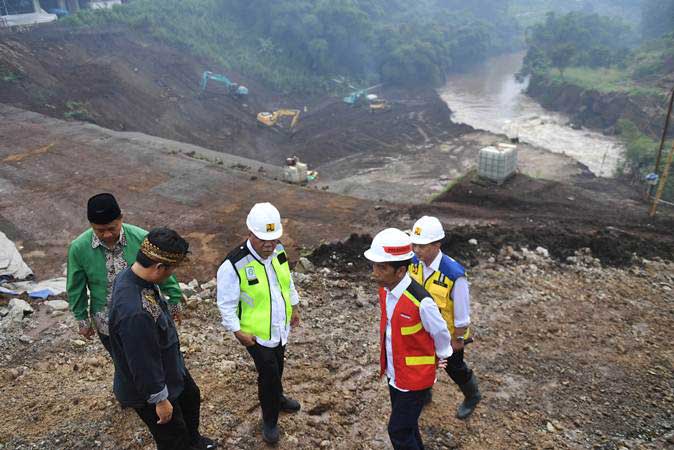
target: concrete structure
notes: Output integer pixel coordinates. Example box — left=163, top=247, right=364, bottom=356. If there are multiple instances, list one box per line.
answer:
left=0, top=0, right=57, bottom=26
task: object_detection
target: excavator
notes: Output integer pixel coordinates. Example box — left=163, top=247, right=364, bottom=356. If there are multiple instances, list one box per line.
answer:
left=343, top=83, right=383, bottom=106
left=200, top=71, right=249, bottom=98
left=256, top=109, right=301, bottom=130
left=368, top=99, right=392, bottom=113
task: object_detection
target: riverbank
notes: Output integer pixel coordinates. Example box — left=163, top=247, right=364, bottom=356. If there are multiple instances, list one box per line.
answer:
left=526, top=71, right=671, bottom=138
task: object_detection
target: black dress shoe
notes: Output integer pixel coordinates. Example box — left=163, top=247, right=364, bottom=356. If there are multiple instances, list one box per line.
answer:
left=191, top=436, right=218, bottom=449
left=262, top=423, right=280, bottom=444
left=280, top=395, right=301, bottom=412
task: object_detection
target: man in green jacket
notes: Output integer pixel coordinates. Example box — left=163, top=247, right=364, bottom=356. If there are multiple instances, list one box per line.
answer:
left=66, top=193, right=183, bottom=352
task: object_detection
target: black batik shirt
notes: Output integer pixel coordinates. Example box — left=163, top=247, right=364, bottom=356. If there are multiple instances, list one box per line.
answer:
left=108, top=267, right=186, bottom=408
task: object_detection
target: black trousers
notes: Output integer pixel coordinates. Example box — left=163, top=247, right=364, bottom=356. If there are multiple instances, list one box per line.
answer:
left=388, top=385, right=429, bottom=450
left=134, top=371, right=201, bottom=450
left=444, top=348, right=473, bottom=386
left=246, top=343, right=285, bottom=427
left=98, top=333, right=112, bottom=355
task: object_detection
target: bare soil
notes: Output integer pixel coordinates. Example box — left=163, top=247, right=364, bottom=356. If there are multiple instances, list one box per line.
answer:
left=1, top=22, right=674, bottom=450
left=2, top=253, right=673, bottom=450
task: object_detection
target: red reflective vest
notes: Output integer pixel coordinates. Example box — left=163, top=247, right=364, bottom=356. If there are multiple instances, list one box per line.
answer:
left=379, top=280, right=437, bottom=391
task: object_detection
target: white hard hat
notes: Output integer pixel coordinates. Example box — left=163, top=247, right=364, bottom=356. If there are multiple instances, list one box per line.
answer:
left=409, top=216, right=445, bottom=245
left=364, top=228, right=415, bottom=262
left=246, top=202, right=283, bottom=240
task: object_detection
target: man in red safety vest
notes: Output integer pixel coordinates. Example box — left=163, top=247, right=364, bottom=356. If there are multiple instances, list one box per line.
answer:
left=364, top=228, right=452, bottom=450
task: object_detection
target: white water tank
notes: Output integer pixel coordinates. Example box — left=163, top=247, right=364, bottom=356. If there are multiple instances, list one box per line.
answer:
left=478, top=143, right=517, bottom=184
left=283, top=161, right=308, bottom=184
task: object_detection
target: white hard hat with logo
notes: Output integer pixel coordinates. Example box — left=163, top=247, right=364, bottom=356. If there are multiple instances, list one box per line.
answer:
left=409, top=216, right=445, bottom=245
left=364, top=228, right=415, bottom=262
left=247, top=202, right=283, bottom=240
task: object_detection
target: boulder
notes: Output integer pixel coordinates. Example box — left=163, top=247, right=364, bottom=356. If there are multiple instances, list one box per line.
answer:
left=295, top=257, right=315, bottom=273
left=45, top=300, right=69, bottom=311
left=8, top=298, right=33, bottom=316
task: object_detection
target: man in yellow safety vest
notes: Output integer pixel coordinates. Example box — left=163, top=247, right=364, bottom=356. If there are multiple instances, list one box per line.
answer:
left=409, top=216, right=482, bottom=419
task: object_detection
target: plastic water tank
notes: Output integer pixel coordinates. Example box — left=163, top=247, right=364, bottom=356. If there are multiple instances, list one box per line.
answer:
left=478, top=143, right=518, bottom=184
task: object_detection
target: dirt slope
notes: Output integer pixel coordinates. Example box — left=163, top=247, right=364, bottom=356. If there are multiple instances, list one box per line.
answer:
left=0, top=26, right=466, bottom=168
left=0, top=104, right=384, bottom=281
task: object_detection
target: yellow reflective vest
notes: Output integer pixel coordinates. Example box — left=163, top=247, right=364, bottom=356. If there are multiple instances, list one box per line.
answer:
left=409, top=254, right=470, bottom=339
left=225, top=243, right=293, bottom=340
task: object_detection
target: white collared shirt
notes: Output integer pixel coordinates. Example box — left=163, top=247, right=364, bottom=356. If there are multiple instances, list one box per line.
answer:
left=420, top=251, right=471, bottom=329
left=384, top=274, right=452, bottom=391
left=216, top=240, right=300, bottom=348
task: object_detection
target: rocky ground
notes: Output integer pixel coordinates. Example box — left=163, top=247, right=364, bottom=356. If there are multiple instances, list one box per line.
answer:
left=1, top=20, right=674, bottom=450
left=1, top=244, right=673, bottom=450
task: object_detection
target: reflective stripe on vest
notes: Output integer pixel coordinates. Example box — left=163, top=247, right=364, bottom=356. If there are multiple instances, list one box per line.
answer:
left=235, top=248, right=292, bottom=340
left=379, top=283, right=437, bottom=391
left=409, top=262, right=470, bottom=339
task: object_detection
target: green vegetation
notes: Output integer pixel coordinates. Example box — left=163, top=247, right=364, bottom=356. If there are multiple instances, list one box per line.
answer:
left=641, top=0, right=674, bottom=40
left=64, top=101, right=92, bottom=121
left=519, top=3, right=674, bottom=89
left=0, top=63, right=22, bottom=82
left=61, top=0, right=523, bottom=93
left=519, top=11, right=636, bottom=79
left=618, top=119, right=674, bottom=201
left=0, top=71, right=21, bottom=82
left=509, top=0, right=644, bottom=27
left=542, top=67, right=663, bottom=98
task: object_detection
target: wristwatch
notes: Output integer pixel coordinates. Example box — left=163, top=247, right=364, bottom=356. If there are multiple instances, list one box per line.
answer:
left=456, top=336, right=465, bottom=342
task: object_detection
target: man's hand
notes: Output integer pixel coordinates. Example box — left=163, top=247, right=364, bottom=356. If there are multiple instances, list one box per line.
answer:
left=437, top=358, right=448, bottom=369
left=79, top=326, right=95, bottom=340
left=172, top=311, right=182, bottom=326
left=451, top=337, right=465, bottom=352
left=290, top=309, right=301, bottom=328
left=234, top=331, right=256, bottom=347
left=156, top=399, right=173, bottom=424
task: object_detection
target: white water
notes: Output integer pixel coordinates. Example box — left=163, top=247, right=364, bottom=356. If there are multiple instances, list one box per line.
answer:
left=438, top=52, right=625, bottom=177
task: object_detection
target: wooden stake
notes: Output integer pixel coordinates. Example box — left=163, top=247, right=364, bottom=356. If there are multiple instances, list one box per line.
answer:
left=650, top=140, right=674, bottom=217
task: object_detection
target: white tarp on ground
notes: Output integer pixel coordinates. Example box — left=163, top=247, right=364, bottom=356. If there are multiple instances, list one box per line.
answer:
left=1, top=10, right=57, bottom=27
left=89, top=1, right=122, bottom=9
left=0, top=231, right=33, bottom=281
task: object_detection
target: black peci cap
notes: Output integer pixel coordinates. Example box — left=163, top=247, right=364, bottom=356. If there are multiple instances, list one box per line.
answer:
left=87, top=193, right=121, bottom=224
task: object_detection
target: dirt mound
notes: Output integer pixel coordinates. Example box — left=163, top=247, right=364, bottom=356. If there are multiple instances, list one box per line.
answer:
left=308, top=171, right=674, bottom=269
left=291, top=87, right=472, bottom=167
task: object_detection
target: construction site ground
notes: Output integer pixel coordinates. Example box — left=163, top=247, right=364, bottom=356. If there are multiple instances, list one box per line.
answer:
left=1, top=27, right=589, bottom=203
left=1, top=24, right=673, bottom=450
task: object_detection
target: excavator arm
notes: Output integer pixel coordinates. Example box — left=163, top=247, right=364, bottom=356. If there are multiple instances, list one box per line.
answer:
left=258, top=109, right=300, bottom=129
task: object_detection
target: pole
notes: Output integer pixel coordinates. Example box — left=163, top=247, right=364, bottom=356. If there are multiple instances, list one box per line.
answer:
left=654, top=86, right=674, bottom=175
left=650, top=140, right=674, bottom=217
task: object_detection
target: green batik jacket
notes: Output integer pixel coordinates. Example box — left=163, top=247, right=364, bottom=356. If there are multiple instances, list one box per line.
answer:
left=66, top=223, right=183, bottom=334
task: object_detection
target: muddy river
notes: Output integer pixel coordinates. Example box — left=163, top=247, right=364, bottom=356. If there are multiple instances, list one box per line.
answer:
left=438, top=52, right=625, bottom=177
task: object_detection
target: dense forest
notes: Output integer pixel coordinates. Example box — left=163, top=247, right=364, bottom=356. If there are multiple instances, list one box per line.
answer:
left=63, top=0, right=522, bottom=92
left=520, top=0, right=673, bottom=83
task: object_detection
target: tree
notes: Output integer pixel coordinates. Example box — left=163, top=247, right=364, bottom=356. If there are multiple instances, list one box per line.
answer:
left=549, top=43, right=575, bottom=78
left=641, top=0, right=674, bottom=40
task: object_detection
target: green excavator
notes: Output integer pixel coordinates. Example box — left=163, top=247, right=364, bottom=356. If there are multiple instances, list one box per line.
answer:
left=199, top=71, right=249, bottom=98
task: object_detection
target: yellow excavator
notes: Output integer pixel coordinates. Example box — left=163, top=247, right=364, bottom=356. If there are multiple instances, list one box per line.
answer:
left=256, top=109, right=301, bottom=129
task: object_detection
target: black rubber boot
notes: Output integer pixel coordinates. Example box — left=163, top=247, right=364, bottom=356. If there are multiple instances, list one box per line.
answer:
left=262, top=422, right=280, bottom=444
left=280, top=395, right=301, bottom=412
left=456, top=374, right=481, bottom=419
